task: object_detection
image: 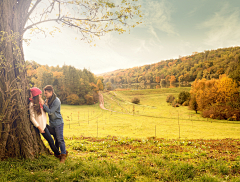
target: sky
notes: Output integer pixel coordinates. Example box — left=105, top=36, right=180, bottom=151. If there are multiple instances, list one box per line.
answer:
left=23, top=0, right=240, bottom=75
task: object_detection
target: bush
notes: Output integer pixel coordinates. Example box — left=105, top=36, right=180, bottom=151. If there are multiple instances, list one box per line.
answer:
left=166, top=95, right=175, bottom=104
left=66, top=94, right=80, bottom=105
left=172, top=100, right=180, bottom=107
left=178, top=91, right=190, bottom=105
left=182, top=100, right=189, bottom=106
left=189, top=95, right=198, bottom=113
left=202, top=104, right=240, bottom=120
left=84, top=94, right=94, bottom=105
left=131, top=97, right=140, bottom=104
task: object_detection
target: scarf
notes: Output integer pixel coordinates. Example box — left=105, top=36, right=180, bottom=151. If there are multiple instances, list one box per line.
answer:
left=48, top=93, right=57, bottom=108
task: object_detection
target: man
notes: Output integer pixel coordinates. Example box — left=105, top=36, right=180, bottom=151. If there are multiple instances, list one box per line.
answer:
left=41, top=85, right=67, bottom=163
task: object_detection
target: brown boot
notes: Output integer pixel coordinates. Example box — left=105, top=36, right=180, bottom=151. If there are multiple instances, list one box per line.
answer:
left=54, top=153, right=61, bottom=160
left=60, top=154, right=67, bottom=163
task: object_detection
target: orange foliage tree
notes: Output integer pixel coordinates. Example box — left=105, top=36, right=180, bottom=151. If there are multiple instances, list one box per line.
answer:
left=155, top=76, right=160, bottom=83
left=169, top=75, right=176, bottom=85
left=190, top=75, right=240, bottom=120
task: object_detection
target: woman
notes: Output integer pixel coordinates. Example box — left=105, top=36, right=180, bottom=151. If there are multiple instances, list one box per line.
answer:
left=29, top=87, right=61, bottom=159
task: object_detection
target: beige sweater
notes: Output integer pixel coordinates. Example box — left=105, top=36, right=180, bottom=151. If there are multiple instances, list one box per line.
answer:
left=29, top=102, right=47, bottom=130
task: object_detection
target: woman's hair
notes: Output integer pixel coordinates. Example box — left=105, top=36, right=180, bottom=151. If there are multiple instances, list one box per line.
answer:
left=32, top=95, right=42, bottom=115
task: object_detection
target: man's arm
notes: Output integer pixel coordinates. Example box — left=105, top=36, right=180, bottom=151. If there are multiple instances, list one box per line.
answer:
left=43, top=98, right=60, bottom=115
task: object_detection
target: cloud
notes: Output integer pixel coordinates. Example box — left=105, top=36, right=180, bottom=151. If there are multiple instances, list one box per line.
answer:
left=140, top=0, right=178, bottom=36
left=148, top=25, right=161, bottom=42
left=199, top=3, right=240, bottom=47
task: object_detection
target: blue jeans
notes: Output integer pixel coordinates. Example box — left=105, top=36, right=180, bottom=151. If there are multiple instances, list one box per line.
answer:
left=47, top=124, right=66, bottom=154
left=41, top=127, right=60, bottom=155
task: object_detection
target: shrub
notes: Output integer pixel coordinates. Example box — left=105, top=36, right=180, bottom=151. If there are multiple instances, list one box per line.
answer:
left=131, top=97, right=140, bottom=104
left=178, top=91, right=190, bottom=105
left=93, top=91, right=99, bottom=103
left=202, top=104, right=240, bottom=120
left=79, top=98, right=85, bottom=105
left=182, top=100, right=189, bottom=106
left=66, top=94, right=80, bottom=105
left=172, top=100, right=180, bottom=107
left=166, top=94, right=175, bottom=104
left=84, top=94, right=94, bottom=105
left=189, top=95, right=198, bottom=113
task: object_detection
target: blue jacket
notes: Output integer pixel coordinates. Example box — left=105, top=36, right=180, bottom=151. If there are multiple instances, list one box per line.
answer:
left=43, top=97, right=64, bottom=127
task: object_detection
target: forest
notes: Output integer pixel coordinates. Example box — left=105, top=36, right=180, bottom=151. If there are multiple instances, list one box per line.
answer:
left=101, top=46, right=240, bottom=86
left=26, top=61, right=104, bottom=105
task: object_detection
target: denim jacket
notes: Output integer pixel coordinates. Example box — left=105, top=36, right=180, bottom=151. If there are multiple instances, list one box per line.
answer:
left=43, top=97, right=64, bottom=127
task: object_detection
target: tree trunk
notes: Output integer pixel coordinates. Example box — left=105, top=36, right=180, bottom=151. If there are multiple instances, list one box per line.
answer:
left=0, top=0, right=49, bottom=160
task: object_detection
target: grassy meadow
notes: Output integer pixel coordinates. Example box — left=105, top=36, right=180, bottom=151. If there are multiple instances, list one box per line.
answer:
left=1, top=137, right=240, bottom=181
left=60, top=87, right=240, bottom=139
left=1, top=87, right=240, bottom=181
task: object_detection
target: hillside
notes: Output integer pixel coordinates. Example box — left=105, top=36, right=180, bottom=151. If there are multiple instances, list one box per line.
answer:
left=101, top=46, right=240, bottom=85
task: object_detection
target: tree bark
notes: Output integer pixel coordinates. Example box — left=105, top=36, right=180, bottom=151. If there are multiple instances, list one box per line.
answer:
left=0, top=0, right=49, bottom=160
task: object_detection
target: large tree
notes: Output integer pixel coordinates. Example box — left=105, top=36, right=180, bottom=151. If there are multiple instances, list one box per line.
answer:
left=0, top=0, right=142, bottom=159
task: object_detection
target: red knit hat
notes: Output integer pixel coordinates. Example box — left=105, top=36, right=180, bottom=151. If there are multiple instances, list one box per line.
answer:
left=30, top=87, right=42, bottom=97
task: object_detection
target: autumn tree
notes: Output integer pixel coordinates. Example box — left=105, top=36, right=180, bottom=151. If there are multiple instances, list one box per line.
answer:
left=106, top=82, right=112, bottom=91
left=96, top=79, right=104, bottom=91
left=155, top=76, right=160, bottom=83
left=178, top=75, right=184, bottom=84
left=178, top=91, right=190, bottom=105
left=190, top=76, right=240, bottom=119
left=189, top=95, right=198, bottom=113
left=169, top=75, right=176, bottom=85
left=0, top=0, right=142, bottom=159
left=160, top=79, right=167, bottom=88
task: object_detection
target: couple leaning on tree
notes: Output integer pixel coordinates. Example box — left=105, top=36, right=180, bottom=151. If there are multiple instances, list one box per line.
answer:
left=29, top=85, right=68, bottom=163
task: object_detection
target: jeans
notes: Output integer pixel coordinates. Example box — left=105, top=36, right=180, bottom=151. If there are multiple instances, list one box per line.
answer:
left=41, top=127, right=60, bottom=155
left=46, top=124, right=66, bottom=154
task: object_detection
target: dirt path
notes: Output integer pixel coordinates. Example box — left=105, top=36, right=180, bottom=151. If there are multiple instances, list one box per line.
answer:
left=98, top=92, right=108, bottom=110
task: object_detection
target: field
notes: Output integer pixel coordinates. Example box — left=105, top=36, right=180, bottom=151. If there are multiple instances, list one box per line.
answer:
left=1, top=87, right=240, bottom=181
left=60, top=87, right=240, bottom=139
left=1, top=137, right=240, bottom=181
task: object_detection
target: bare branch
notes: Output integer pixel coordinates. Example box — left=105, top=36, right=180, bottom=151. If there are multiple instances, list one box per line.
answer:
left=24, top=0, right=42, bottom=25
left=40, top=0, right=56, bottom=22
left=62, top=16, right=125, bottom=23
left=28, top=18, right=47, bottom=37
left=23, top=18, right=62, bottom=34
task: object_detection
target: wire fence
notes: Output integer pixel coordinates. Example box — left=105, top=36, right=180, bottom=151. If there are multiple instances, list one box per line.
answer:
left=61, top=107, right=240, bottom=139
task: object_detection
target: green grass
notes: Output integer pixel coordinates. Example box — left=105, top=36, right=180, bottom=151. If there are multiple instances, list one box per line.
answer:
left=60, top=87, right=240, bottom=139
left=1, top=137, right=240, bottom=181
left=1, top=87, right=240, bottom=181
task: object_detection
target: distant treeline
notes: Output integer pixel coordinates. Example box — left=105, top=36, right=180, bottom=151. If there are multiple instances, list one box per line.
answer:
left=101, top=46, right=240, bottom=85
left=26, top=61, right=104, bottom=105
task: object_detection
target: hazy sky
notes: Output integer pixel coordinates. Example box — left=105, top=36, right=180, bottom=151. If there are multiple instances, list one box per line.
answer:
left=23, top=0, right=240, bottom=75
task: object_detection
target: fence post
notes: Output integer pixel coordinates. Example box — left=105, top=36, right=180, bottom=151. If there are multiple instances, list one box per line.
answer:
left=97, top=118, right=98, bottom=138
left=67, top=116, right=70, bottom=129
left=178, top=111, right=180, bottom=139
left=155, top=125, right=156, bottom=138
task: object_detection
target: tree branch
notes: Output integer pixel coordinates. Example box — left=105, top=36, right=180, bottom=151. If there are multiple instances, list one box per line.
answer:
left=24, top=0, right=42, bottom=26
left=39, top=0, right=56, bottom=22
left=23, top=18, right=62, bottom=34
left=62, top=16, right=125, bottom=23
